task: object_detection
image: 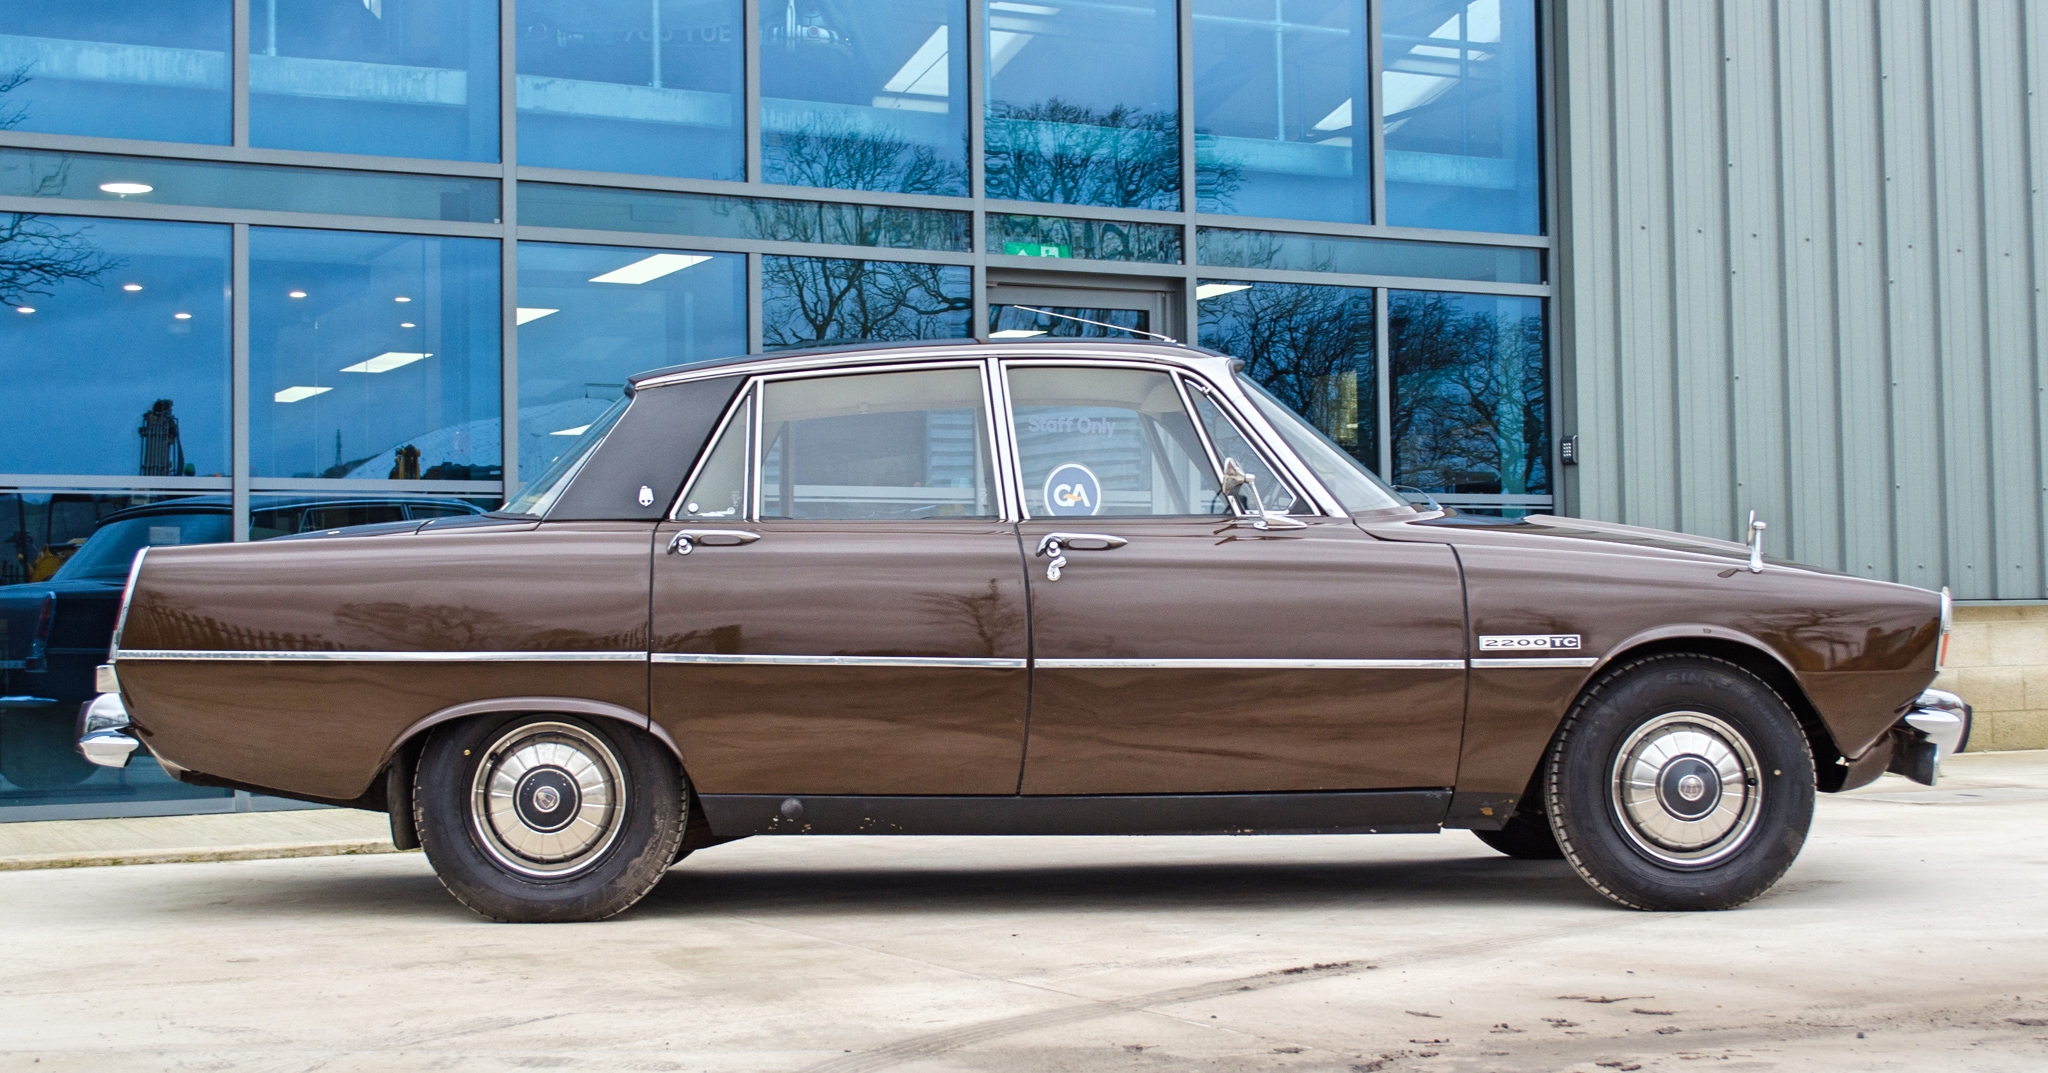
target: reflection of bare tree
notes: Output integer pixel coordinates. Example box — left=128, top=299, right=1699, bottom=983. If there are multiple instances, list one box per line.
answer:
left=764, top=113, right=967, bottom=196
left=0, top=74, right=125, bottom=306
left=1389, top=293, right=1547, bottom=496
left=986, top=99, right=1234, bottom=211
left=1199, top=283, right=1375, bottom=455
left=916, top=580, right=1023, bottom=659
left=729, top=187, right=966, bottom=251
left=762, top=257, right=969, bottom=347
left=0, top=65, right=29, bottom=130
left=0, top=210, right=124, bottom=308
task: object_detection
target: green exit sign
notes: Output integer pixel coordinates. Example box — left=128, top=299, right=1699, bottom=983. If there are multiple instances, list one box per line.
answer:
left=1004, top=242, right=1070, bottom=258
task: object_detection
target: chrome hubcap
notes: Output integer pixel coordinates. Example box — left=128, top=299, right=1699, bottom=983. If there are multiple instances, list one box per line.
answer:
left=1611, top=711, right=1761, bottom=867
left=469, top=721, right=625, bottom=878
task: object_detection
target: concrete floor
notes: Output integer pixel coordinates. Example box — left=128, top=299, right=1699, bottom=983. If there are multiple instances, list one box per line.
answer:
left=4, top=754, right=2047, bottom=1072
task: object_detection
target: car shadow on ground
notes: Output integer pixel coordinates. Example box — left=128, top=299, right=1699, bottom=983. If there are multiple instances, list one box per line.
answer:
left=113, top=843, right=1606, bottom=924
left=633, top=851, right=1601, bottom=919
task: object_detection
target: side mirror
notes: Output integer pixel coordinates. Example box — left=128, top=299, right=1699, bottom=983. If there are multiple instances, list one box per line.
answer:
left=1219, top=457, right=1306, bottom=531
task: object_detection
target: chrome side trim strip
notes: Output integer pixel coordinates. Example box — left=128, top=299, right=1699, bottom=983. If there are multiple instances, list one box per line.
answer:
left=1036, top=657, right=1466, bottom=670
left=107, top=546, right=149, bottom=662
left=652, top=653, right=1028, bottom=669
left=1471, top=657, right=1601, bottom=669
left=115, top=650, right=650, bottom=662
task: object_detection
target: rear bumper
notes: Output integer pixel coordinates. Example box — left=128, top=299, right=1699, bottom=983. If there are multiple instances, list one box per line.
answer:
left=75, top=691, right=140, bottom=769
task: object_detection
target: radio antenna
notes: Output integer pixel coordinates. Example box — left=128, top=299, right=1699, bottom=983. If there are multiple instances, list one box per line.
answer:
left=1005, top=305, right=1178, bottom=344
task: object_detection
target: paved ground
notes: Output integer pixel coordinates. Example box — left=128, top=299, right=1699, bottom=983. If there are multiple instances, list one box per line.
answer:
left=0, top=807, right=394, bottom=870
left=3, top=753, right=2046, bottom=1072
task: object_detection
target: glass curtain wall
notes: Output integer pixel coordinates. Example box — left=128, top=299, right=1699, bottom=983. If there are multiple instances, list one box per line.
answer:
left=250, top=229, right=502, bottom=482
left=1192, top=0, right=1370, bottom=222
left=1388, top=289, right=1546, bottom=505
left=251, top=0, right=500, bottom=161
left=517, top=0, right=745, bottom=179
left=983, top=0, right=1182, bottom=210
left=762, top=0, right=969, bottom=195
left=1380, top=0, right=1540, bottom=233
left=0, top=2, right=232, bottom=145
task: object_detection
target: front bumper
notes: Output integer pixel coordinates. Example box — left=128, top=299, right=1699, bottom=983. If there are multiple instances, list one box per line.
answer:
left=1843, top=688, right=1971, bottom=789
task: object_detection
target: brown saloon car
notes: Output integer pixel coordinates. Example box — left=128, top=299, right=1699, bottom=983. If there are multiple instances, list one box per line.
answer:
left=77, top=341, right=1962, bottom=922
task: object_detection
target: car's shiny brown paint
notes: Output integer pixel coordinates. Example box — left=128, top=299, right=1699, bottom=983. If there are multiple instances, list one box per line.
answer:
left=1016, top=516, right=1466, bottom=794
left=102, top=344, right=1949, bottom=832
left=649, top=519, right=1030, bottom=795
left=115, top=521, right=652, bottom=800
left=1361, top=513, right=1941, bottom=801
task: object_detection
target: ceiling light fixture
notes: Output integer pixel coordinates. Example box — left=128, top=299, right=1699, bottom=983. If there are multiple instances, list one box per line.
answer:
left=14, top=306, right=34, bottom=314
left=274, top=386, right=331, bottom=403
left=174, top=312, right=192, bottom=320
left=340, top=351, right=432, bottom=374
left=400, top=321, right=415, bottom=328
left=122, top=283, right=143, bottom=292
left=289, top=290, right=308, bottom=298
left=515, top=307, right=560, bottom=325
left=990, top=329, right=1047, bottom=339
left=551, top=424, right=592, bottom=436
left=98, top=182, right=153, bottom=195
left=589, top=253, right=711, bottom=285
left=1195, top=282, right=1252, bottom=300
left=394, top=295, right=412, bottom=303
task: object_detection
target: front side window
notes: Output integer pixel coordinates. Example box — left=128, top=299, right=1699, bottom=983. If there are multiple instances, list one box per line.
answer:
left=758, top=368, right=996, bottom=519
left=1007, top=366, right=1223, bottom=517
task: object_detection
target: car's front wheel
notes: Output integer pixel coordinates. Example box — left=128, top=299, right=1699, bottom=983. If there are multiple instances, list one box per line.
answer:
left=1545, top=655, right=1815, bottom=910
left=414, top=713, right=685, bottom=922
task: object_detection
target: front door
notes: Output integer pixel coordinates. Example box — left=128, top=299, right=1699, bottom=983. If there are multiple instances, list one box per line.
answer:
left=1005, top=361, right=1468, bottom=795
left=649, top=363, right=1031, bottom=796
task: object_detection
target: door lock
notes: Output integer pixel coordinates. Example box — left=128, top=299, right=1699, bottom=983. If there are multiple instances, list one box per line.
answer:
left=1034, top=532, right=1126, bottom=581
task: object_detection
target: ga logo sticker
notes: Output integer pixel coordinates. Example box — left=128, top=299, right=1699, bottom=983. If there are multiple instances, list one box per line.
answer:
left=1043, top=463, right=1102, bottom=516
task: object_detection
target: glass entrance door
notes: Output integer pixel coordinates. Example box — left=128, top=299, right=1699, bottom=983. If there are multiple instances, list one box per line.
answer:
left=985, top=276, right=1181, bottom=342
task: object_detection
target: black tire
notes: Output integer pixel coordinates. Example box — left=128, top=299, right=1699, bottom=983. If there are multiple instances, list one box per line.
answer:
left=414, top=713, right=685, bottom=923
left=1472, top=812, right=1564, bottom=859
left=1545, top=654, right=1815, bottom=911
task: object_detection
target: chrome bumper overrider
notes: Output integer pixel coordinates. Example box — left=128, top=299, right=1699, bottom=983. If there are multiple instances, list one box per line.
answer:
left=76, top=689, right=139, bottom=769
left=1884, top=688, right=1972, bottom=786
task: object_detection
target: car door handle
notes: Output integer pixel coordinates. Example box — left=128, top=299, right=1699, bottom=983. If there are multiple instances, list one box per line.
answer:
left=1034, top=532, right=1126, bottom=581
left=668, top=529, right=762, bottom=555
left=1035, top=532, right=1127, bottom=556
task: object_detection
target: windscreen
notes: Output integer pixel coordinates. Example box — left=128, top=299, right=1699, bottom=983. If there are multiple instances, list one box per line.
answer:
left=502, top=396, right=632, bottom=517
left=55, top=513, right=232, bottom=581
left=1238, top=375, right=1407, bottom=514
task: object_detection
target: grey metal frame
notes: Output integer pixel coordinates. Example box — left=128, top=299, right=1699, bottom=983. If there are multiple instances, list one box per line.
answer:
left=0, top=0, right=1559, bottom=526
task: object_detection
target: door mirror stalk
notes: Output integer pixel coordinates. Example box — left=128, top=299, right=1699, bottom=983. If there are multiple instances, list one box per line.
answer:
left=1220, top=458, right=1307, bottom=530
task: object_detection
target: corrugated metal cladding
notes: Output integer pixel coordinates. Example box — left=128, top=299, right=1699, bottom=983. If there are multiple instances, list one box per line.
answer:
left=1554, top=1, right=2048, bottom=601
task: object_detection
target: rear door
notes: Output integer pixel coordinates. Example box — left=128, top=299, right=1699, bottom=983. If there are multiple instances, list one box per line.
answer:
left=1007, top=361, right=1468, bottom=794
left=648, top=363, right=1032, bottom=795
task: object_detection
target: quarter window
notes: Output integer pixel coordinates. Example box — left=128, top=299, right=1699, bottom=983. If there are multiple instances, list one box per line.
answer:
left=1188, top=387, right=1304, bottom=515
left=758, top=368, right=997, bottom=520
left=1007, top=366, right=1225, bottom=517
left=679, top=391, right=752, bottom=520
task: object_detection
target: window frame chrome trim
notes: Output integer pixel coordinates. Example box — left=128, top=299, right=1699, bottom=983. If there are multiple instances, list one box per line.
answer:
left=652, top=653, right=1027, bottom=669
left=747, top=360, right=1011, bottom=524
left=669, top=380, right=755, bottom=521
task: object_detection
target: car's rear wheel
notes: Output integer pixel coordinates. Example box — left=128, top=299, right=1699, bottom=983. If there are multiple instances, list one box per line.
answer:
left=414, top=713, right=685, bottom=923
left=1472, top=812, right=1563, bottom=859
left=1545, top=655, right=1814, bottom=910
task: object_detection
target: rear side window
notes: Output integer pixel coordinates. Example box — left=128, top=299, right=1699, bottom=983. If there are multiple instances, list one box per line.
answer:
left=757, top=368, right=998, bottom=520
left=1007, top=366, right=1224, bottom=517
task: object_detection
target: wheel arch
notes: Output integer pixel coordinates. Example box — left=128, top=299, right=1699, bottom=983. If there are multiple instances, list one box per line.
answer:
left=1583, top=631, right=1847, bottom=792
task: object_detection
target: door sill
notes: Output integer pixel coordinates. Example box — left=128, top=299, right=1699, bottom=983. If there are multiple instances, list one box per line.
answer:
left=697, top=790, right=1451, bottom=837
